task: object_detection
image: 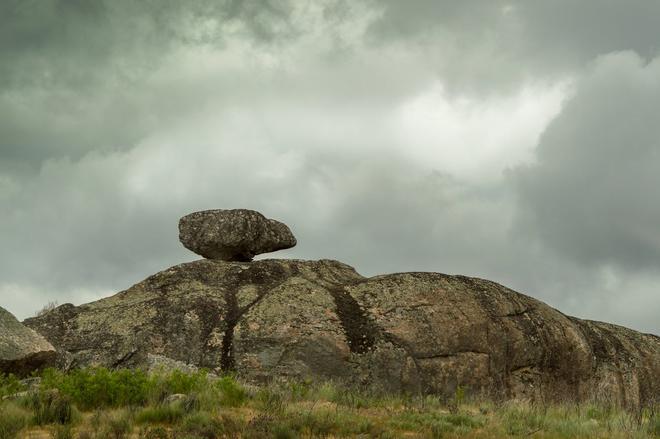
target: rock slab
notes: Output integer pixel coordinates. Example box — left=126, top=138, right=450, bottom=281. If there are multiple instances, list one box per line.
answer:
left=24, top=260, right=660, bottom=409
left=0, top=306, right=56, bottom=375
left=178, top=209, right=296, bottom=261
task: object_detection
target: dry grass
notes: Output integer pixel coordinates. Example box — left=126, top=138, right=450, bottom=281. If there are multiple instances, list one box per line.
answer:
left=1, top=370, right=657, bottom=438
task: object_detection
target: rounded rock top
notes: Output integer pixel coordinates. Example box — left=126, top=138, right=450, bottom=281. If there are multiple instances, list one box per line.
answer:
left=178, top=209, right=296, bottom=261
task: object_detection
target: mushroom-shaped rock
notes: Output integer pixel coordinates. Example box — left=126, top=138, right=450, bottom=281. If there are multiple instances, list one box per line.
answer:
left=179, top=209, right=296, bottom=261
left=0, top=306, right=56, bottom=375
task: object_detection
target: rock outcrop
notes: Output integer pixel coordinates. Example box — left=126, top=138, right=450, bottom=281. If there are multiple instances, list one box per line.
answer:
left=24, top=259, right=660, bottom=409
left=178, top=209, right=296, bottom=261
left=1, top=306, right=56, bottom=375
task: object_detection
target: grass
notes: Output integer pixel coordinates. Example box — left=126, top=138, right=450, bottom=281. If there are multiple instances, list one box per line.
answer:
left=0, top=368, right=657, bottom=438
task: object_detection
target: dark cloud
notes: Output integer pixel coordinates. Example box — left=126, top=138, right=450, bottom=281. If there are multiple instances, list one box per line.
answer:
left=367, top=1, right=660, bottom=93
left=0, top=0, right=306, bottom=162
left=0, top=1, right=658, bottom=335
left=513, top=52, right=660, bottom=270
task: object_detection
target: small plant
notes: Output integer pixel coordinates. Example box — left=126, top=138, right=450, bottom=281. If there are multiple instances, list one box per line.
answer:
left=35, top=300, right=59, bottom=316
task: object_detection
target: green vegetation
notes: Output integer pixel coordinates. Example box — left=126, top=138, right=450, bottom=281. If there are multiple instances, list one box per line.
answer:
left=0, top=368, right=657, bottom=438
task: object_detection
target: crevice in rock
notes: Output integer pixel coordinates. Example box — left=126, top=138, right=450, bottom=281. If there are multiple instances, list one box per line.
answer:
left=219, top=262, right=295, bottom=372
left=500, top=308, right=531, bottom=318
left=220, top=288, right=240, bottom=372
left=111, top=348, right=137, bottom=368
left=414, top=351, right=490, bottom=360
left=328, top=285, right=377, bottom=354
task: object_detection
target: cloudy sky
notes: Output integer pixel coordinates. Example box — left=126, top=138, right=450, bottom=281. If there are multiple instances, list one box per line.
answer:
left=1, top=0, right=659, bottom=334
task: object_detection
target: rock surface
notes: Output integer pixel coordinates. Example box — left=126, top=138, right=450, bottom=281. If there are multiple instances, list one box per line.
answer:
left=0, top=306, right=56, bottom=375
left=24, top=259, right=659, bottom=409
left=178, top=209, right=296, bottom=261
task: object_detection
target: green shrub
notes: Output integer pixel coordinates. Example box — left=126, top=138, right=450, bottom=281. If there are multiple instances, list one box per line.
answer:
left=41, top=367, right=151, bottom=409
left=443, top=413, right=483, bottom=428
left=215, top=376, right=247, bottom=407
left=0, top=374, right=24, bottom=399
left=136, top=404, right=185, bottom=424
left=650, top=415, right=660, bottom=437
left=254, top=388, right=285, bottom=414
left=312, top=382, right=338, bottom=402
left=278, top=407, right=379, bottom=437
left=39, top=367, right=213, bottom=410
left=499, top=405, right=544, bottom=435
left=178, top=412, right=224, bottom=439
left=330, top=388, right=371, bottom=410
left=0, top=402, right=29, bottom=439
left=288, top=379, right=312, bottom=401
left=146, top=370, right=208, bottom=405
left=103, top=411, right=133, bottom=439
left=27, top=390, right=76, bottom=425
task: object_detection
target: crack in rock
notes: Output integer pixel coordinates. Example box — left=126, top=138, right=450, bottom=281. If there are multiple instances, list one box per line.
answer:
left=327, top=285, right=377, bottom=354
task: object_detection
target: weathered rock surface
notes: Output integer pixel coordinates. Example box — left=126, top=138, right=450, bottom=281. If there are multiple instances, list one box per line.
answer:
left=0, top=306, right=56, bottom=375
left=178, top=209, right=296, bottom=261
left=24, top=260, right=659, bottom=409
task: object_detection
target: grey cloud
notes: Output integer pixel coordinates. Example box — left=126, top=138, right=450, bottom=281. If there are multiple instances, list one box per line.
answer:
left=513, top=52, right=660, bottom=270
left=367, top=0, right=660, bottom=93
left=0, top=0, right=308, bottom=162
left=1, top=1, right=659, bottom=336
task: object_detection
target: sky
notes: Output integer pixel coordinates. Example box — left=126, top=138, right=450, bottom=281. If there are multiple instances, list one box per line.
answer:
left=1, top=0, right=659, bottom=334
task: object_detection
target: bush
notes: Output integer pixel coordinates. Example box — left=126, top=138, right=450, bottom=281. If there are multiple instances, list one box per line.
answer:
left=177, top=412, right=224, bottom=439
left=41, top=367, right=151, bottom=409
left=27, top=390, right=76, bottom=425
left=650, top=415, right=660, bottom=437
left=136, top=404, right=185, bottom=424
left=215, top=376, right=247, bottom=407
left=0, top=402, right=29, bottom=439
left=35, top=300, right=59, bottom=317
left=103, top=411, right=133, bottom=439
left=146, top=370, right=208, bottom=405
left=0, top=374, right=24, bottom=399
left=254, top=388, right=285, bottom=414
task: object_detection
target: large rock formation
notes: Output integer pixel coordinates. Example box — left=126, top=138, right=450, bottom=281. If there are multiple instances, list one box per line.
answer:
left=25, top=259, right=660, bottom=409
left=178, top=209, right=296, bottom=261
left=1, top=306, right=56, bottom=375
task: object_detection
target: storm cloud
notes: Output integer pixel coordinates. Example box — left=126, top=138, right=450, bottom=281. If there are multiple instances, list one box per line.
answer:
left=1, top=0, right=658, bottom=334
